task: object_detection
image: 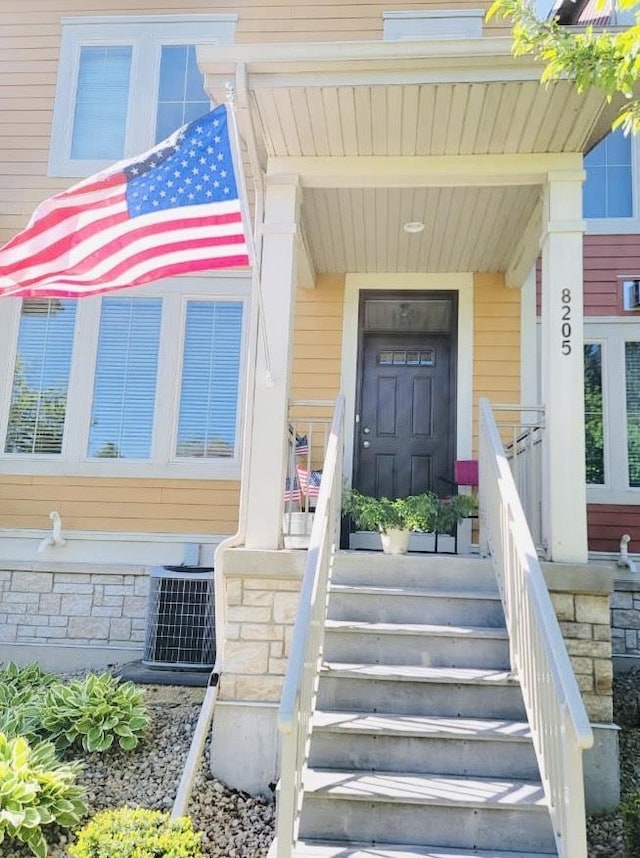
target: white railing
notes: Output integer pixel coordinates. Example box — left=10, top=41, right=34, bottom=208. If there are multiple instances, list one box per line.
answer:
left=491, top=404, right=545, bottom=552
left=479, top=397, right=593, bottom=858
left=276, top=394, right=345, bottom=858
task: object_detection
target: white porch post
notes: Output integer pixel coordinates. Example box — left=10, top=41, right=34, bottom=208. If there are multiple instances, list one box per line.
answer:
left=244, top=175, right=300, bottom=549
left=540, top=169, right=588, bottom=563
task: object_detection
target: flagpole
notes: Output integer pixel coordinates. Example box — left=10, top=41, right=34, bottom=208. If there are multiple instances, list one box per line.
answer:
left=225, top=83, right=274, bottom=388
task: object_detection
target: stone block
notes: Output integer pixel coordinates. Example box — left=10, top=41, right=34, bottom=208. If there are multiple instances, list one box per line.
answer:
left=241, top=623, right=283, bottom=641
left=14, top=614, right=40, bottom=626
left=582, top=693, right=613, bottom=723
left=550, top=592, right=575, bottom=622
left=594, top=625, right=611, bottom=641
left=576, top=673, right=594, bottom=693
left=565, top=639, right=611, bottom=659
left=102, top=595, right=124, bottom=607
left=243, top=590, right=274, bottom=608
left=575, top=595, right=609, bottom=625
left=109, top=618, right=132, bottom=641
left=270, top=641, right=283, bottom=658
left=104, top=585, right=135, bottom=597
left=38, top=593, right=61, bottom=614
left=219, top=675, right=236, bottom=699
left=60, top=594, right=93, bottom=617
left=273, top=592, right=299, bottom=624
left=53, top=583, right=93, bottom=595
left=7, top=607, right=27, bottom=617
left=227, top=605, right=272, bottom=624
left=569, top=656, right=594, bottom=675
left=0, top=625, right=17, bottom=642
left=134, top=577, right=149, bottom=597
left=234, top=675, right=282, bottom=702
left=92, top=586, right=105, bottom=606
left=611, top=592, right=633, bottom=609
left=612, top=638, right=626, bottom=654
left=130, top=630, right=145, bottom=643
left=0, top=571, right=12, bottom=583
left=91, top=574, right=124, bottom=585
left=268, top=657, right=288, bottom=675
left=243, top=578, right=300, bottom=592
left=225, top=623, right=241, bottom=640
left=5, top=592, right=39, bottom=605
left=122, top=596, right=147, bottom=618
left=49, top=616, right=68, bottom=627
left=54, top=573, right=91, bottom=584
left=559, top=622, right=593, bottom=640
left=613, top=609, right=640, bottom=630
left=594, top=659, right=613, bottom=695
left=38, top=625, right=67, bottom=639
left=67, top=617, right=110, bottom=639
left=91, top=606, right=123, bottom=618
left=226, top=580, right=242, bottom=605
left=225, top=640, right=269, bottom=674
left=17, top=628, right=36, bottom=638
left=15, top=572, right=52, bottom=593
left=627, top=630, right=638, bottom=651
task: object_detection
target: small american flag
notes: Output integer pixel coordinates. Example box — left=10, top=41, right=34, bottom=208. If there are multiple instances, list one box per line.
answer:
left=0, top=105, right=249, bottom=299
left=284, top=476, right=301, bottom=504
left=296, top=465, right=322, bottom=499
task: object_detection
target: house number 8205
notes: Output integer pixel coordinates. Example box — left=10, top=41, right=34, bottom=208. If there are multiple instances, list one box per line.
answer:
left=561, top=288, right=572, bottom=355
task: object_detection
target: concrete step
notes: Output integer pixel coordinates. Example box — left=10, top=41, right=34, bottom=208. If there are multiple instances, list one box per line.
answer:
left=328, top=584, right=505, bottom=627
left=309, top=711, right=538, bottom=779
left=295, top=841, right=557, bottom=858
left=323, top=620, right=510, bottom=669
left=333, top=552, right=497, bottom=592
left=318, top=663, right=527, bottom=720
left=299, top=769, right=555, bottom=853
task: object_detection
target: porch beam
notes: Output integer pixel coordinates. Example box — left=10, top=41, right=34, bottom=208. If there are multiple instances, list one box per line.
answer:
left=540, top=169, right=588, bottom=564
left=505, top=194, right=543, bottom=290
left=244, top=174, right=301, bottom=549
left=266, top=154, right=584, bottom=189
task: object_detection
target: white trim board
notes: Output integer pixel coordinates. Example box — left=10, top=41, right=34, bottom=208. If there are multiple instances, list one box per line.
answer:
left=341, top=273, right=474, bottom=489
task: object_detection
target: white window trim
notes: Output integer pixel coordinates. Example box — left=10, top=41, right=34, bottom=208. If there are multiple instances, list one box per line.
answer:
left=585, top=318, right=640, bottom=504
left=49, top=14, right=238, bottom=178
left=0, top=274, right=251, bottom=479
left=585, top=133, right=640, bottom=235
left=382, top=9, right=484, bottom=40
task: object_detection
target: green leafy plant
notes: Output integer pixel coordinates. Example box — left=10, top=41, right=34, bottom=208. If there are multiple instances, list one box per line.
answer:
left=622, top=791, right=640, bottom=853
left=39, top=674, right=149, bottom=753
left=68, top=807, right=204, bottom=858
left=343, top=489, right=475, bottom=534
left=0, top=731, right=86, bottom=858
left=0, top=663, right=57, bottom=693
left=0, top=663, right=57, bottom=743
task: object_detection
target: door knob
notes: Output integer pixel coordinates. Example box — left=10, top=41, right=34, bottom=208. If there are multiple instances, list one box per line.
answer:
left=363, top=440, right=371, bottom=448
left=363, top=427, right=371, bottom=434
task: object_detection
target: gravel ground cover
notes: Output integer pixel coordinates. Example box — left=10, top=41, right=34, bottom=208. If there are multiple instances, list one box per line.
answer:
left=2, top=667, right=640, bottom=857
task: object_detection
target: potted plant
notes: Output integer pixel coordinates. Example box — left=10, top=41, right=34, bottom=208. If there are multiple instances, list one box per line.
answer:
left=343, top=489, right=477, bottom=555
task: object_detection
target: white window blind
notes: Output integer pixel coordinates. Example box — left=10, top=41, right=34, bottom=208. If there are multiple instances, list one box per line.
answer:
left=5, top=299, right=77, bottom=454
left=88, top=298, right=162, bottom=459
left=71, top=45, right=132, bottom=160
left=177, top=301, right=243, bottom=458
left=626, top=342, right=640, bottom=487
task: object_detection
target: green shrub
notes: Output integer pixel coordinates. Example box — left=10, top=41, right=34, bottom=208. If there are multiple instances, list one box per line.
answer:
left=68, top=807, right=204, bottom=858
left=39, top=674, right=149, bottom=753
left=0, top=663, right=57, bottom=693
left=0, top=731, right=86, bottom=858
left=622, top=791, right=640, bottom=853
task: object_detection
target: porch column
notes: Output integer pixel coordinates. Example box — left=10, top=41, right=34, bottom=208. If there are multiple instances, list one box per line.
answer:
left=244, top=175, right=300, bottom=549
left=540, top=170, right=588, bottom=563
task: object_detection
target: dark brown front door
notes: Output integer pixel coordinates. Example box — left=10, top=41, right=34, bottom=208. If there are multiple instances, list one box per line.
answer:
left=353, top=292, right=457, bottom=500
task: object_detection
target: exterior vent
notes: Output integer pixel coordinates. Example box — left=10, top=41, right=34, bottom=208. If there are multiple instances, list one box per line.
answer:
left=143, top=566, right=215, bottom=670
left=623, top=279, right=640, bottom=311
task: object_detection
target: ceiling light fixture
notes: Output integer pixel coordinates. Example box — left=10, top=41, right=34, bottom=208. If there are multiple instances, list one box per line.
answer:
left=403, top=221, right=425, bottom=234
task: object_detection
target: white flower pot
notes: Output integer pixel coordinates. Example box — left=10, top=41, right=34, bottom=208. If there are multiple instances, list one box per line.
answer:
left=380, top=528, right=411, bottom=555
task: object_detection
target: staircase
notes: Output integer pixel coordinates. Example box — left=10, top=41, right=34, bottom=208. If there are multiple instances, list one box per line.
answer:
left=293, top=551, right=558, bottom=858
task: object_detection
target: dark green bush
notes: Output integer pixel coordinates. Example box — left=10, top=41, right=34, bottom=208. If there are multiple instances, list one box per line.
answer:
left=0, top=731, right=86, bottom=858
left=39, top=674, right=149, bottom=753
left=68, top=807, right=204, bottom=858
left=622, top=791, right=640, bottom=853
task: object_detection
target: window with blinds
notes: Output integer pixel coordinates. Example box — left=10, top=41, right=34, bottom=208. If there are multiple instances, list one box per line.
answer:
left=176, top=301, right=243, bottom=458
left=71, top=46, right=132, bottom=161
left=5, top=299, right=77, bottom=455
left=584, top=129, right=633, bottom=219
left=626, top=342, right=640, bottom=487
left=584, top=343, right=605, bottom=485
left=88, top=298, right=162, bottom=459
left=155, top=45, right=211, bottom=143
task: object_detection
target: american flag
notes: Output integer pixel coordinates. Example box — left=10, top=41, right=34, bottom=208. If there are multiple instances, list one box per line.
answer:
left=0, top=105, right=249, bottom=299
left=296, top=465, right=322, bottom=500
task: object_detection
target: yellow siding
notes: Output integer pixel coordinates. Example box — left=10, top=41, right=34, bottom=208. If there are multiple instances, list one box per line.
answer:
left=0, top=476, right=240, bottom=533
left=472, top=271, right=521, bottom=452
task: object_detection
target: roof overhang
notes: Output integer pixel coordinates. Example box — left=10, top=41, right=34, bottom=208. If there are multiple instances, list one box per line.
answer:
left=199, top=38, right=622, bottom=279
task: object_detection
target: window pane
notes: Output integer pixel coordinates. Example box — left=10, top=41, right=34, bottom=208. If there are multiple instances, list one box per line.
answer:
left=71, top=46, right=132, bottom=160
left=5, top=299, right=76, bottom=454
left=626, top=342, right=640, bottom=487
left=88, top=298, right=162, bottom=459
left=155, top=44, right=210, bottom=143
left=177, top=301, right=243, bottom=458
left=584, top=129, right=633, bottom=218
left=584, top=343, right=605, bottom=485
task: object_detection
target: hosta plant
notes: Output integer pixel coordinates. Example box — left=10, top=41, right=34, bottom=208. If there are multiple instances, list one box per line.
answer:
left=0, top=684, right=42, bottom=743
left=39, top=674, right=149, bottom=753
left=68, top=806, right=204, bottom=858
left=0, top=731, right=86, bottom=858
left=0, top=662, right=57, bottom=693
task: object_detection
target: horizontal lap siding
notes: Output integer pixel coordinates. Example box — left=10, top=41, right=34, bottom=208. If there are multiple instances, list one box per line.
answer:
left=588, top=504, right=640, bottom=553
left=292, top=274, right=344, bottom=403
left=584, top=234, right=640, bottom=317
left=472, top=272, right=521, bottom=451
left=0, top=476, right=240, bottom=533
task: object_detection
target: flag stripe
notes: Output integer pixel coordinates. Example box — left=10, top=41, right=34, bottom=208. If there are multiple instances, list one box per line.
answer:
left=0, top=106, right=250, bottom=299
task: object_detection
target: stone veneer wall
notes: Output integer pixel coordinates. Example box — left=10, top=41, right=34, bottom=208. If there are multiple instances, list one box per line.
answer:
left=0, top=564, right=149, bottom=650
left=611, top=577, right=640, bottom=659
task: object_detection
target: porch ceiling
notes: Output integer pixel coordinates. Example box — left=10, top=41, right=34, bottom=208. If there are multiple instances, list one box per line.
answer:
left=200, top=38, right=621, bottom=278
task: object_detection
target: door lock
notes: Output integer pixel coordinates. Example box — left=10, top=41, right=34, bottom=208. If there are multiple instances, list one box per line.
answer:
left=363, top=440, right=371, bottom=448
left=363, top=427, right=371, bottom=434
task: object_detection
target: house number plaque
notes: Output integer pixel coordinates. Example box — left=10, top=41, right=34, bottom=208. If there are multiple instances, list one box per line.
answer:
left=561, top=288, right=572, bottom=355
